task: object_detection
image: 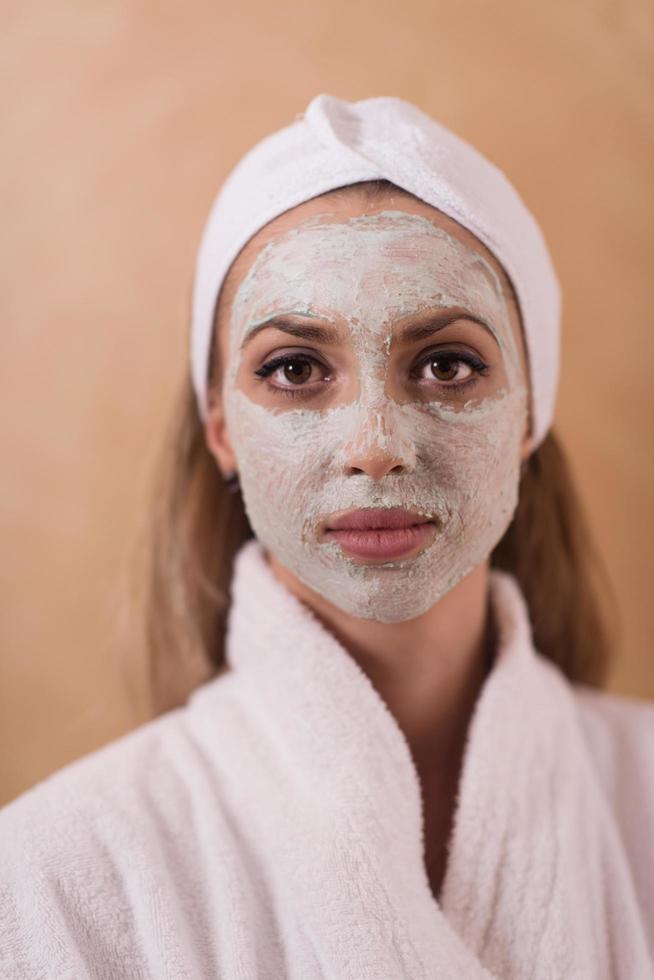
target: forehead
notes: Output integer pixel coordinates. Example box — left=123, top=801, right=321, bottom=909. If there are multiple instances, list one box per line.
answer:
left=214, top=191, right=526, bottom=359
left=242, top=213, right=508, bottom=325
left=222, top=191, right=512, bottom=292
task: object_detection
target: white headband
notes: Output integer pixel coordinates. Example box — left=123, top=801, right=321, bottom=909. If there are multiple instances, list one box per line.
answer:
left=191, top=94, right=561, bottom=451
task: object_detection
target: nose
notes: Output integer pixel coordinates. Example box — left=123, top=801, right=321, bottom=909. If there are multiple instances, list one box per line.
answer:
left=339, top=404, right=416, bottom=479
left=344, top=451, right=408, bottom=480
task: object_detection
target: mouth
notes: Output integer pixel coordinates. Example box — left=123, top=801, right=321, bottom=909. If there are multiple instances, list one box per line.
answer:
left=321, top=507, right=437, bottom=562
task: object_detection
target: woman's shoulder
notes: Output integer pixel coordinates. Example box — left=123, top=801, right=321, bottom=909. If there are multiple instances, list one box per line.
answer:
left=571, top=682, right=654, bottom=764
left=1, top=712, right=187, bottom=937
left=0, top=703, right=187, bottom=835
left=0, top=700, right=208, bottom=905
left=0, top=702, right=219, bottom=978
left=570, top=683, right=654, bottom=891
left=571, top=683, right=653, bottom=794
left=0, top=671, right=244, bottom=883
left=571, top=684, right=654, bottom=914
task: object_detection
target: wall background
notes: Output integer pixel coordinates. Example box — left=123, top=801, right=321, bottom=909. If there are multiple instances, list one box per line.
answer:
left=2, top=0, right=652, bottom=805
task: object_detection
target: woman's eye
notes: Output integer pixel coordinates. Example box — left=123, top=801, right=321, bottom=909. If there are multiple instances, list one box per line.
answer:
left=413, top=352, right=487, bottom=386
left=254, top=355, right=329, bottom=399
left=272, top=358, right=314, bottom=385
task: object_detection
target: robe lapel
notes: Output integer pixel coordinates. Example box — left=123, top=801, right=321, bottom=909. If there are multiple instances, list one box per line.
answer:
left=201, top=539, right=649, bottom=979
left=440, top=570, right=651, bottom=979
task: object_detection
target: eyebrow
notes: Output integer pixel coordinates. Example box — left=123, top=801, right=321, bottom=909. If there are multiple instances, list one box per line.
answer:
left=400, top=310, right=499, bottom=345
left=239, top=308, right=499, bottom=351
left=240, top=316, right=340, bottom=351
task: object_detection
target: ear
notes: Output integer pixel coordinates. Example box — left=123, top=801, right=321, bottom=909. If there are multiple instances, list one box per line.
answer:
left=204, top=395, right=238, bottom=478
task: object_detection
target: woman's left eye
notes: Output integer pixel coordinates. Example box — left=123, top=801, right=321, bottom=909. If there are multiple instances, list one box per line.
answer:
left=411, top=351, right=489, bottom=387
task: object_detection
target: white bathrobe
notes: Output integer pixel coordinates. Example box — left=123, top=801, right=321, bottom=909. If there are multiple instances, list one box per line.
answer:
left=1, top=538, right=652, bottom=979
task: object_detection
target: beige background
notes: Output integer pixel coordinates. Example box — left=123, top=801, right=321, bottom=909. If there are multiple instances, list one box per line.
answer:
left=1, top=1, right=652, bottom=806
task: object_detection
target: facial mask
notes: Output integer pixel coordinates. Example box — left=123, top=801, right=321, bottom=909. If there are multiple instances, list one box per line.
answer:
left=222, top=210, right=528, bottom=622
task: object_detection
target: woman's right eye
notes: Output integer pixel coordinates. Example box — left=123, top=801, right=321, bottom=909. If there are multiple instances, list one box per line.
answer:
left=254, top=354, right=331, bottom=399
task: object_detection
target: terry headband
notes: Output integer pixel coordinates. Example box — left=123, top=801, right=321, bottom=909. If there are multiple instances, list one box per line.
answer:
left=190, top=93, right=561, bottom=451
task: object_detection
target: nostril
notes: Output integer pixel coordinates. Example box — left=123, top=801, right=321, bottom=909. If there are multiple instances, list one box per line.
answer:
left=344, top=458, right=408, bottom=481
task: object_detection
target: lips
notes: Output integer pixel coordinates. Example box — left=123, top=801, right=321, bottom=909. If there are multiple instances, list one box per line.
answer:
left=326, top=507, right=433, bottom=531
left=323, top=508, right=436, bottom=561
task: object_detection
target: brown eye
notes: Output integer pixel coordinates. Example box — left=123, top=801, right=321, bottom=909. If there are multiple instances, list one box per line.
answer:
left=428, top=355, right=472, bottom=383
left=254, top=353, right=328, bottom=393
left=280, top=358, right=313, bottom=384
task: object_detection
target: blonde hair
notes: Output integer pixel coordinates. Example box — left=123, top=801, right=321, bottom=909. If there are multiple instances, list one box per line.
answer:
left=124, top=180, right=616, bottom=715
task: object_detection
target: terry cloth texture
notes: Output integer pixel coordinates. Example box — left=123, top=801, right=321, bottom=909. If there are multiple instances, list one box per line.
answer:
left=1, top=538, right=652, bottom=978
left=191, top=94, right=562, bottom=452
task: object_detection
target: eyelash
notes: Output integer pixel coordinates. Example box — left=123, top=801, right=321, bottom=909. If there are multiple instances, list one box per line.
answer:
left=254, top=350, right=490, bottom=400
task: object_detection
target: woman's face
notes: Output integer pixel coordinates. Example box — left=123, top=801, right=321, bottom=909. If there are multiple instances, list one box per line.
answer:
left=206, top=191, right=531, bottom=622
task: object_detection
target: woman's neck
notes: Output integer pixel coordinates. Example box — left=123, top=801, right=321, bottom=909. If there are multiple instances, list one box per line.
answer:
left=266, top=552, right=494, bottom=766
left=267, top=551, right=495, bottom=903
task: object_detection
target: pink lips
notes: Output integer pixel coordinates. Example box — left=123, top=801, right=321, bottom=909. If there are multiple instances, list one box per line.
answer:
left=323, top=507, right=436, bottom=561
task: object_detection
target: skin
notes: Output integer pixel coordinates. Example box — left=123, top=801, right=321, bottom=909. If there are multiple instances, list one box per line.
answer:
left=204, top=188, right=532, bottom=901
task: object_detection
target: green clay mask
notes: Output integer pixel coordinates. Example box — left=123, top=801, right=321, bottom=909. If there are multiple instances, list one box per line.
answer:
left=223, top=210, right=528, bottom=621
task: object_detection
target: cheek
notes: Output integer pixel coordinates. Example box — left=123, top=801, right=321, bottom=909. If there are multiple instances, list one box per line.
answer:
left=434, top=391, right=527, bottom=532
left=406, top=386, right=527, bottom=476
left=224, top=389, right=338, bottom=486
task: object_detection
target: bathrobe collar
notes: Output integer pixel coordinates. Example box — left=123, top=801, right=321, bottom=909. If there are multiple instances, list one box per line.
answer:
left=217, top=537, right=649, bottom=979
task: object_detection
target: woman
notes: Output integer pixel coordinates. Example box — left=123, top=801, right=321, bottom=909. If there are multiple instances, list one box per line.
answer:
left=1, top=94, right=652, bottom=979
